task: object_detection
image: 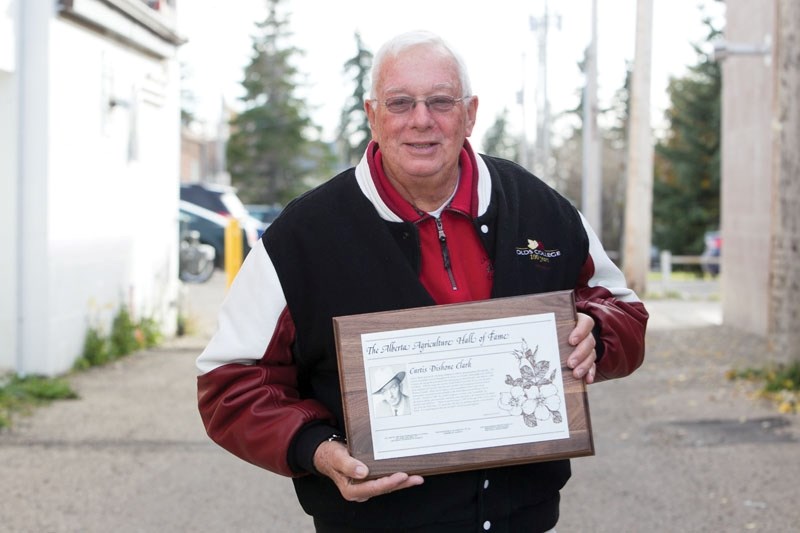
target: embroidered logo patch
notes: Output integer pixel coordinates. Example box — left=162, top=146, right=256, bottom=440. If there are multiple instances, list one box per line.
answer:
left=515, top=238, right=562, bottom=264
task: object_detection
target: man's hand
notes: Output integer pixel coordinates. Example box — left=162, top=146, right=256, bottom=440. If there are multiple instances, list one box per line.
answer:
left=313, top=440, right=424, bottom=502
left=567, top=312, right=597, bottom=384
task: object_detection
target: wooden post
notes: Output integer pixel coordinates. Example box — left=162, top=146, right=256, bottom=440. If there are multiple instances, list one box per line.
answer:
left=582, top=0, right=602, bottom=232
left=622, top=0, right=654, bottom=296
left=770, top=0, right=800, bottom=361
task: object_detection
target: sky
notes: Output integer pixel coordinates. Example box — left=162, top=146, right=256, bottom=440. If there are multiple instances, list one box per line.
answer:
left=177, top=0, right=724, bottom=150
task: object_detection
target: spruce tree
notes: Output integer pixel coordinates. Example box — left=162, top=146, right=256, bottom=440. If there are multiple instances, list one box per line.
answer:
left=482, top=109, right=520, bottom=162
left=652, top=20, right=722, bottom=256
left=226, top=0, right=314, bottom=205
left=337, top=32, right=373, bottom=167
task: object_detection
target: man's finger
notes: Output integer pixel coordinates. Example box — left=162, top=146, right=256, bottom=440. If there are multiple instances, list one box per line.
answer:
left=338, top=472, right=424, bottom=502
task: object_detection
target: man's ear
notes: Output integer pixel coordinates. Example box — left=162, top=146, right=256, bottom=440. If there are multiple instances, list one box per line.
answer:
left=364, top=99, right=379, bottom=141
left=464, top=95, right=479, bottom=137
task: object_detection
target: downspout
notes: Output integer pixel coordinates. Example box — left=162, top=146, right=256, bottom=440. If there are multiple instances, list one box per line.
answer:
left=14, top=0, right=26, bottom=377
left=15, top=0, right=50, bottom=376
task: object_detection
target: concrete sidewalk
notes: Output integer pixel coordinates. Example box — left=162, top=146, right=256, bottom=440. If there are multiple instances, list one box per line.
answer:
left=0, top=271, right=313, bottom=533
left=1, top=274, right=797, bottom=532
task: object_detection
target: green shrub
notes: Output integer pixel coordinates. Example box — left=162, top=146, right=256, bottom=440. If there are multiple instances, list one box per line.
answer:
left=136, top=317, right=162, bottom=349
left=74, top=326, right=111, bottom=370
left=74, top=306, right=164, bottom=372
left=110, top=306, right=138, bottom=357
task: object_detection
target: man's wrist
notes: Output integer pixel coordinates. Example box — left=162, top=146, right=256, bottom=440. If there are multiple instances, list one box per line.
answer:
left=289, top=422, right=343, bottom=475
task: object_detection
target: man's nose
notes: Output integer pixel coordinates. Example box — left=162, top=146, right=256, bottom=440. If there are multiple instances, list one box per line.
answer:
left=409, top=101, right=435, bottom=124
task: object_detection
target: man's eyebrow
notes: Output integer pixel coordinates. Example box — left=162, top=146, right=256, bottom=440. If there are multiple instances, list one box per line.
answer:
left=382, top=83, right=457, bottom=96
left=432, top=82, right=457, bottom=91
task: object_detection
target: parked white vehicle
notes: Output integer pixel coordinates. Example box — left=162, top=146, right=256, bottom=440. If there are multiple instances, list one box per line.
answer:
left=180, top=183, right=264, bottom=249
left=179, top=200, right=250, bottom=269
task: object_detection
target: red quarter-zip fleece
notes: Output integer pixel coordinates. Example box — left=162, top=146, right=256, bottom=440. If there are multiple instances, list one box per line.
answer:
left=367, top=141, right=493, bottom=304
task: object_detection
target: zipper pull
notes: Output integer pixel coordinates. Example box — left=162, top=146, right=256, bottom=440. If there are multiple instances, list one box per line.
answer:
left=435, top=217, right=458, bottom=290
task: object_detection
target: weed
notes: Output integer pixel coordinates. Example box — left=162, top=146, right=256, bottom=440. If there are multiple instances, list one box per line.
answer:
left=726, top=361, right=800, bottom=414
left=3, top=305, right=164, bottom=429
left=136, top=317, right=162, bottom=349
left=110, top=305, right=138, bottom=357
left=74, top=326, right=111, bottom=370
left=74, top=307, right=163, bottom=371
left=0, top=375, right=78, bottom=429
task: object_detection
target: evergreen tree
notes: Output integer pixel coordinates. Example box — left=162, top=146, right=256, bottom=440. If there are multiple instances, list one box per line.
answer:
left=652, top=19, right=721, bottom=256
left=226, top=0, right=315, bottom=205
left=481, top=109, right=519, bottom=161
left=337, top=32, right=373, bottom=167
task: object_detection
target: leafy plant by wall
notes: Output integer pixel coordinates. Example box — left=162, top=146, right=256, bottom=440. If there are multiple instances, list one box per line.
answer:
left=74, top=305, right=163, bottom=370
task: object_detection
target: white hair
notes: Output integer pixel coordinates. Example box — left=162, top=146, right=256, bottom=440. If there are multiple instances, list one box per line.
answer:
left=369, top=30, right=473, bottom=100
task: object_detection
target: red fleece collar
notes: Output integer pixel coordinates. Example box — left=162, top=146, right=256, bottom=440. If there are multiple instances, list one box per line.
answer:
left=366, top=140, right=479, bottom=223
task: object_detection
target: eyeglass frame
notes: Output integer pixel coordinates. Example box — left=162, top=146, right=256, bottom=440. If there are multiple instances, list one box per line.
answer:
left=372, top=94, right=472, bottom=114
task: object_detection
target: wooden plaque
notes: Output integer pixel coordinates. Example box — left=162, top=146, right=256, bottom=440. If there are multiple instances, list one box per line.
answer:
left=332, top=290, right=594, bottom=479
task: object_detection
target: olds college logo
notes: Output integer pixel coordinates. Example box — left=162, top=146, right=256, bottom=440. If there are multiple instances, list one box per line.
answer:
left=516, top=238, right=562, bottom=264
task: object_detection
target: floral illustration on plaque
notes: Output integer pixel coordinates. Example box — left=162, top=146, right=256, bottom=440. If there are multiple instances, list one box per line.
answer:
left=498, top=339, right=563, bottom=427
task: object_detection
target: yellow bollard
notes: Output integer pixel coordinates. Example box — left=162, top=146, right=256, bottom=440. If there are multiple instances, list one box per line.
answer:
left=224, top=218, right=242, bottom=288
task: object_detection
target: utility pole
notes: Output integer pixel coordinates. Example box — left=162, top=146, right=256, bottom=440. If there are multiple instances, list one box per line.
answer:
left=518, top=52, right=529, bottom=170
left=770, top=0, right=800, bottom=361
left=582, top=0, right=602, bottom=232
left=622, top=0, right=654, bottom=295
left=530, top=1, right=557, bottom=179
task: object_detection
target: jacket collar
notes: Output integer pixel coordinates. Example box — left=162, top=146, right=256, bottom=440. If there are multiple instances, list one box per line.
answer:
left=355, top=141, right=492, bottom=223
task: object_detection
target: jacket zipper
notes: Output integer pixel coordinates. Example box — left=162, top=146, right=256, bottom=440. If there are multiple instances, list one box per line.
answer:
left=434, top=216, right=458, bottom=291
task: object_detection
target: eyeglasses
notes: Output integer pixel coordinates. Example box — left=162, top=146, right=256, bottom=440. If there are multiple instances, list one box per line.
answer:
left=378, top=95, right=468, bottom=114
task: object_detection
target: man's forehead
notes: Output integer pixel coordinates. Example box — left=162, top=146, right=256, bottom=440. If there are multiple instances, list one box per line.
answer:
left=377, top=47, right=459, bottom=90
left=383, top=82, right=457, bottom=95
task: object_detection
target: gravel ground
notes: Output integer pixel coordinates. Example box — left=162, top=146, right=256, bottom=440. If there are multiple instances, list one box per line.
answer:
left=1, top=274, right=797, bottom=532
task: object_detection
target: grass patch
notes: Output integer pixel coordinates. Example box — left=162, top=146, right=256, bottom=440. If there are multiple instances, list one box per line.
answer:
left=726, top=361, right=800, bottom=414
left=0, top=375, right=78, bottom=429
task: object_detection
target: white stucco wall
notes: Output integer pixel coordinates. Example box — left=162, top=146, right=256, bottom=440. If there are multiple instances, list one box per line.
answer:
left=3, top=0, right=182, bottom=376
left=0, top=0, right=14, bottom=72
left=0, top=1, right=18, bottom=372
left=43, top=20, right=181, bottom=373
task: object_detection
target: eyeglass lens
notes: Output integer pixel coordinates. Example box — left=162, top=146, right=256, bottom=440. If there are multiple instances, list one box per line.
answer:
left=384, top=96, right=461, bottom=113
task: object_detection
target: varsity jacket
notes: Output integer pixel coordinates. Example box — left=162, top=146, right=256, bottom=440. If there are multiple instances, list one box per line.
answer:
left=197, top=152, right=648, bottom=531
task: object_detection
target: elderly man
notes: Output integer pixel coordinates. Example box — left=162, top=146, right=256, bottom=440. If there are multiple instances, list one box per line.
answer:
left=197, top=30, right=648, bottom=533
left=372, top=369, right=411, bottom=417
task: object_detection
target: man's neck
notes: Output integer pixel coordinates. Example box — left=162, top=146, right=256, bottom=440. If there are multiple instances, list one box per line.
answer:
left=384, top=170, right=459, bottom=213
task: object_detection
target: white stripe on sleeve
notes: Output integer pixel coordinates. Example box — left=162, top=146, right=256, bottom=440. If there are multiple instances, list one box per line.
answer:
left=196, top=243, right=288, bottom=374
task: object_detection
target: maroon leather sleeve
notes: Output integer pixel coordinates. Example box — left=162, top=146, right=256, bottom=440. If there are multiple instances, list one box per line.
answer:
left=197, top=307, right=336, bottom=477
left=574, top=258, right=649, bottom=382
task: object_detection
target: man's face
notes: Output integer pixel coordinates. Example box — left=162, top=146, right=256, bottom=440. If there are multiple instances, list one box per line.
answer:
left=365, top=44, right=479, bottom=190
left=381, top=379, right=402, bottom=406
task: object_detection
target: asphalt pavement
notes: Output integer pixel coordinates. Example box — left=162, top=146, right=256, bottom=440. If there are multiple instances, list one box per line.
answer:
left=1, top=272, right=797, bottom=532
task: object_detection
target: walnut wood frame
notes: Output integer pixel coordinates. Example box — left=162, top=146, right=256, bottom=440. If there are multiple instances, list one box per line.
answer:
left=332, top=290, right=594, bottom=479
